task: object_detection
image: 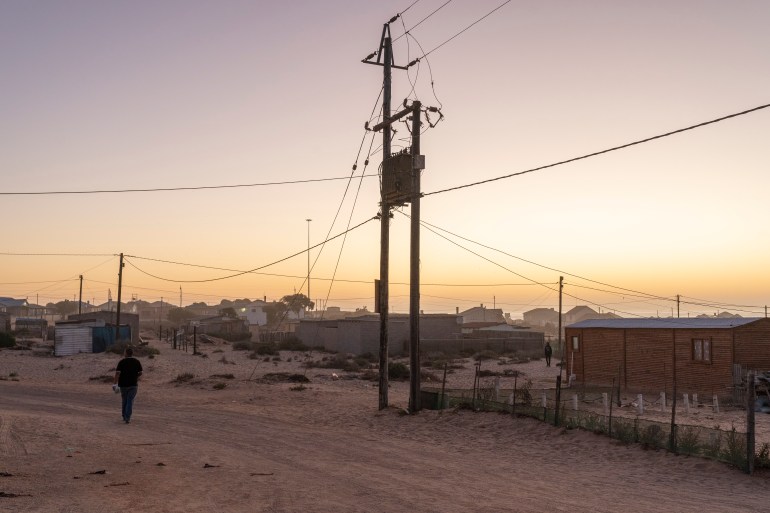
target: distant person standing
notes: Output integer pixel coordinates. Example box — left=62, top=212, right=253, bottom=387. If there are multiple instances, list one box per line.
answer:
left=114, top=347, right=143, bottom=424
left=544, top=341, right=553, bottom=367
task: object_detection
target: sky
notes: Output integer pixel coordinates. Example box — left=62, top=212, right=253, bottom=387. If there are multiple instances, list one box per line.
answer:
left=1, top=0, right=768, bottom=319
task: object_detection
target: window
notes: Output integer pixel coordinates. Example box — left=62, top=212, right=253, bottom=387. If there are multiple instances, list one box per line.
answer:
left=693, top=339, right=711, bottom=363
left=572, top=336, right=580, bottom=351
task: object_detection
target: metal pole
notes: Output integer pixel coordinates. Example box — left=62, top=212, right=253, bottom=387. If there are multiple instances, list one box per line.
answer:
left=409, top=101, right=422, bottom=413
left=377, top=32, right=392, bottom=411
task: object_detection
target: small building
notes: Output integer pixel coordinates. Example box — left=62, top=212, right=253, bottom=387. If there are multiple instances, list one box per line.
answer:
left=54, top=319, right=131, bottom=356
left=194, top=316, right=250, bottom=339
left=565, top=317, right=770, bottom=399
left=68, top=312, right=139, bottom=344
left=296, top=314, right=462, bottom=355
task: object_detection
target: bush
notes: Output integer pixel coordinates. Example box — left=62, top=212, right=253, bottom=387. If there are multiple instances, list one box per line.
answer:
left=0, top=332, right=16, bottom=348
left=232, top=341, right=254, bottom=351
left=388, top=361, right=410, bottom=380
left=756, top=443, right=770, bottom=469
left=277, top=337, right=307, bottom=351
left=212, top=382, right=227, bottom=390
left=676, top=426, right=702, bottom=455
left=174, top=372, right=194, bottom=382
left=254, top=342, right=278, bottom=356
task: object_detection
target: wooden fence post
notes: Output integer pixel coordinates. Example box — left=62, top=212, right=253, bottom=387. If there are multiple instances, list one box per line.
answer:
left=747, top=372, right=755, bottom=474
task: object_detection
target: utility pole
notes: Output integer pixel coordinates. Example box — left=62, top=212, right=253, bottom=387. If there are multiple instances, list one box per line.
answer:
left=677, top=294, right=680, bottom=318
left=116, top=253, right=124, bottom=342
left=409, top=101, right=422, bottom=413
left=179, top=286, right=182, bottom=308
left=78, top=275, right=83, bottom=315
left=306, top=218, right=312, bottom=312
left=558, top=276, right=563, bottom=376
left=364, top=22, right=404, bottom=410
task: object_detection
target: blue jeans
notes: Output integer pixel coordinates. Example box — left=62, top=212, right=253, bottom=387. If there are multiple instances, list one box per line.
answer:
left=120, top=386, right=138, bottom=422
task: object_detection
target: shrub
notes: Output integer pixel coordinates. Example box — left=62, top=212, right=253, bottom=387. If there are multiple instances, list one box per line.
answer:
left=277, top=337, right=307, bottom=351
left=0, top=332, right=16, bottom=348
left=212, top=382, right=227, bottom=390
left=210, top=373, right=235, bottom=380
left=254, top=342, right=278, bottom=356
left=639, top=424, right=666, bottom=449
left=676, top=426, right=702, bottom=455
left=388, top=361, right=410, bottom=380
left=232, top=341, right=254, bottom=351
left=174, top=372, right=194, bottom=382
left=474, top=350, right=499, bottom=361
left=722, top=427, right=747, bottom=469
left=611, top=419, right=636, bottom=444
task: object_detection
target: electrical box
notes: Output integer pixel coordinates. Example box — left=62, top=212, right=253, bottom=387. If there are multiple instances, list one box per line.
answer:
left=382, top=152, right=424, bottom=206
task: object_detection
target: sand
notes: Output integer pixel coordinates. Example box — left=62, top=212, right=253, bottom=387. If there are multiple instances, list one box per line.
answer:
left=2, top=335, right=770, bottom=513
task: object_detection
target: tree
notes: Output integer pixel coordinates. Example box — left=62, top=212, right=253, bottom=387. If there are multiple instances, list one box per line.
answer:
left=220, top=307, right=238, bottom=319
left=280, top=294, right=314, bottom=315
left=54, top=300, right=77, bottom=316
left=167, top=307, right=195, bottom=324
left=264, top=302, right=287, bottom=328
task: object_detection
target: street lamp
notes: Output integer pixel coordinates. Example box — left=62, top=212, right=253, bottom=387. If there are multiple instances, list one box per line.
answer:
left=306, top=218, right=312, bottom=315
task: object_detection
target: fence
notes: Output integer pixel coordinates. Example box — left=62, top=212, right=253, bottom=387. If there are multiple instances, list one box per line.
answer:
left=423, top=379, right=756, bottom=473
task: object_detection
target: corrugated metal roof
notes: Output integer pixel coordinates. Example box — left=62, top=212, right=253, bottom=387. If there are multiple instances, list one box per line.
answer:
left=567, top=318, right=763, bottom=329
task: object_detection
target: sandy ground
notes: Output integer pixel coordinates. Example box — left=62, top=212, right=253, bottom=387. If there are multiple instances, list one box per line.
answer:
left=2, top=336, right=770, bottom=513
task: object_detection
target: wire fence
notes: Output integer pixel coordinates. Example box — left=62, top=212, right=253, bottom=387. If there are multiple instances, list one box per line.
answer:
left=423, top=384, right=752, bottom=472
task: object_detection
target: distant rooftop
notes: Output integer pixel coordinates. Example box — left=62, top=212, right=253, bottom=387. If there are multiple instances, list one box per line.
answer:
left=568, top=318, right=763, bottom=330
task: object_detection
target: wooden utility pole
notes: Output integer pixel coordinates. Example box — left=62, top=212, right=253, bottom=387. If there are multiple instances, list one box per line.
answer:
left=78, top=275, right=83, bottom=315
left=558, top=276, right=563, bottom=376
left=378, top=30, right=393, bottom=410
left=116, top=253, right=124, bottom=342
left=409, top=101, right=422, bottom=413
left=677, top=294, right=680, bottom=318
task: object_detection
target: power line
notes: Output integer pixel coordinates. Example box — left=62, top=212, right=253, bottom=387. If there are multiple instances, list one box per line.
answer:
left=123, top=216, right=379, bottom=283
left=0, top=175, right=379, bottom=196
left=424, top=102, right=770, bottom=197
left=409, top=0, right=512, bottom=61
left=0, top=252, right=115, bottom=257
left=399, top=0, right=423, bottom=16
left=418, top=217, right=672, bottom=301
left=394, top=0, right=454, bottom=43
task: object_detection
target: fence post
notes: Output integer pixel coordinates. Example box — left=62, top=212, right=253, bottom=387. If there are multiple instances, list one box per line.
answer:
left=554, top=375, right=562, bottom=426
left=608, top=378, right=615, bottom=437
left=693, top=393, right=698, bottom=408
left=660, top=392, right=666, bottom=412
left=512, top=374, right=518, bottom=417
left=542, top=391, right=547, bottom=421
left=683, top=393, right=690, bottom=414
left=638, top=394, right=644, bottom=415
left=494, top=376, right=500, bottom=403
left=572, top=394, right=578, bottom=411
left=173, top=329, right=177, bottom=350
left=602, top=392, right=609, bottom=416
left=440, top=362, right=448, bottom=411
left=747, top=372, right=755, bottom=474
left=712, top=395, right=719, bottom=413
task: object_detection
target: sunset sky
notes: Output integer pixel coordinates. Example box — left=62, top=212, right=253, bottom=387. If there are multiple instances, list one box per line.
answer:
left=1, top=1, right=768, bottom=319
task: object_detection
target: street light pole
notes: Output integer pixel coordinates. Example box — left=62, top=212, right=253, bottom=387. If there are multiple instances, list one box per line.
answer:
left=306, top=218, right=312, bottom=314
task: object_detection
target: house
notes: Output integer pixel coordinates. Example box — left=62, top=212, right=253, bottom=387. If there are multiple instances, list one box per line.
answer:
left=0, top=297, right=29, bottom=317
left=564, top=305, right=619, bottom=325
left=459, top=306, right=505, bottom=324
left=0, top=312, right=10, bottom=332
left=564, top=317, right=770, bottom=399
left=522, top=308, right=559, bottom=327
left=193, top=316, right=250, bottom=339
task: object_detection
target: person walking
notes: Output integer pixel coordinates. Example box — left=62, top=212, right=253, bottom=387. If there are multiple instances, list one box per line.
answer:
left=114, top=346, right=143, bottom=424
left=544, top=341, right=553, bottom=367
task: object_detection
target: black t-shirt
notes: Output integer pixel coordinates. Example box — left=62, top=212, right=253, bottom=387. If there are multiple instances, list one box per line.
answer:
left=116, top=357, right=143, bottom=387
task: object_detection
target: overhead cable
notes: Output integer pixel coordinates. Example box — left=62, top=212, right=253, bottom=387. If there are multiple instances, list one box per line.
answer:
left=425, top=102, right=770, bottom=196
